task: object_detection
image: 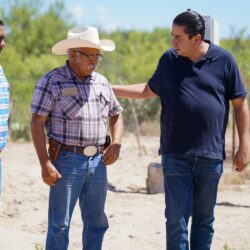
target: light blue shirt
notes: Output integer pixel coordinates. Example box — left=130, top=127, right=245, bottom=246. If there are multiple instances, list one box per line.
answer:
left=0, top=65, right=9, bottom=149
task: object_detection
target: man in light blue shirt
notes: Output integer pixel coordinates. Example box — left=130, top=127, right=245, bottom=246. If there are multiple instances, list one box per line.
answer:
left=0, top=20, right=10, bottom=196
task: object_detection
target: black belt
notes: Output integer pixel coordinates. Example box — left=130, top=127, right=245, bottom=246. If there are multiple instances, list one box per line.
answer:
left=61, top=143, right=105, bottom=157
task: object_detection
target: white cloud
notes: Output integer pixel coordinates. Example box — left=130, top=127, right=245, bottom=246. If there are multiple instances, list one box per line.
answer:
left=70, top=4, right=85, bottom=22
left=96, top=5, right=118, bottom=32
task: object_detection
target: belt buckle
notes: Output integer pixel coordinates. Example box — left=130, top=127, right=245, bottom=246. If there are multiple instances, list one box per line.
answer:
left=83, top=146, right=98, bottom=157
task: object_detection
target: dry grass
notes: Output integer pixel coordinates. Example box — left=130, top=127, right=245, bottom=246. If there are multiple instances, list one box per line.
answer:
left=138, top=121, right=160, bottom=136
left=219, top=163, right=250, bottom=191
left=223, top=172, right=246, bottom=185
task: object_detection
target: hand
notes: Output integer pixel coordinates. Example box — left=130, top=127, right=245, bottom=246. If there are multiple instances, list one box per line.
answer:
left=41, top=160, right=62, bottom=186
left=234, top=146, right=249, bottom=172
left=102, top=143, right=121, bottom=165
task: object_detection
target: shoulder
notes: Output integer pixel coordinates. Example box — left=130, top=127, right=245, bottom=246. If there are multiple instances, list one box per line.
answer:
left=37, top=65, right=65, bottom=87
left=161, top=48, right=177, bottom=59
left=209, top=43, right=236, bottom=63
left=206, top=42, right=241, bottom=74
left=158, top=48, right=178, bottom=65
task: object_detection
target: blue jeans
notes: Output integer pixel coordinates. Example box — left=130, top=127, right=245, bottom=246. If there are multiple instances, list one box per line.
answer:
left=46, top=150, right=108, bottom=250
left=162, top=154, right=223, bottom=250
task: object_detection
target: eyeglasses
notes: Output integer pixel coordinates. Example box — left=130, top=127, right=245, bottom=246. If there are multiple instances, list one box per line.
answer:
left=74, top=50, right=103, bottom=61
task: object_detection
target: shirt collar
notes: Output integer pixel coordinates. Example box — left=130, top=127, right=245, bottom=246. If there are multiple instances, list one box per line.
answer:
left=175, top=40, right=216, bottom=63
left=58, top=61, right=95, bottom=83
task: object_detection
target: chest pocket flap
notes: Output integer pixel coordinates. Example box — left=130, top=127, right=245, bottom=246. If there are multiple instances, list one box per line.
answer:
left=52, top=86, right=83, bottom=119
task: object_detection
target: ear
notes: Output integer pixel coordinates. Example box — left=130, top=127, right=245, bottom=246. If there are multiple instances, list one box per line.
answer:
left=192, top=34, right=202, bottom=46
left=68, top=49, right=77, bottom=62
left=193, top=34, right=202, bottom=45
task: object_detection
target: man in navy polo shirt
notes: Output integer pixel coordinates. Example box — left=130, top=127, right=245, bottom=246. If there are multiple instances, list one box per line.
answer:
left=112, top=10, right=249, bottom=250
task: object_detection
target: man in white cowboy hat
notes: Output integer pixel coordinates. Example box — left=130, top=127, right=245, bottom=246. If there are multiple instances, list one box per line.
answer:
left=30, top=26, right=123, bottom=250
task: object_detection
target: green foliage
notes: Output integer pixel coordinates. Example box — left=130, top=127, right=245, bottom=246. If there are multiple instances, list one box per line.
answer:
left=1, top=1, right=250, bottom=140
left=0, top=0, right=69, bottom=140
left=221, top=29, right=250, bottom=93
left=98, top=28, right=170, bottom=126
left=3, top=0, right=71, bottom=58
left=34, top=243, right=44, bottom=250
left=223, top=243, right=232, bottom=250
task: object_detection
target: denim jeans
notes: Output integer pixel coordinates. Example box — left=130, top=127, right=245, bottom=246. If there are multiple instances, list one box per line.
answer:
left=162, top=154, right=223, bottom=250
left=46, top=150, right=108, bottom=250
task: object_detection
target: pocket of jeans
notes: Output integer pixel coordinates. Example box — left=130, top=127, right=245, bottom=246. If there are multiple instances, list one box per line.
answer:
left=96, top=156, right=107, bottom=178
left=57, top=150, right=72, bottom=160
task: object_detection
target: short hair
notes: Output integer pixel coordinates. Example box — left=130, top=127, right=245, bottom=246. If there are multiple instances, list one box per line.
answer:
left=173, top=9, right=205, bottom=39
left=0, top=20, right=4, bottom=26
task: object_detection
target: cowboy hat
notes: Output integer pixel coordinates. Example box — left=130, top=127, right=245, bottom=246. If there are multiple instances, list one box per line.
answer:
left=52, top=26, right=115, bottom=55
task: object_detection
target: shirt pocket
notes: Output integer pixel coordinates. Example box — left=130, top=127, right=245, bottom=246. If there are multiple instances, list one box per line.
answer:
left=60, top=95, right=83, bottom=119
left=98, top=90, right=110, bottom=120
left=51, top=84, right=83, bottom=119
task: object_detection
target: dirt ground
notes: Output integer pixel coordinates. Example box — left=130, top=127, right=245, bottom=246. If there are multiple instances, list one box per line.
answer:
left=0, top=135, right=250, bottom=250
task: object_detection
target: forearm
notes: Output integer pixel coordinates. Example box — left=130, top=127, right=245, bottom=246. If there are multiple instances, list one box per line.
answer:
left=112, top=83, right=156, bottom=99
left=109, top=113, right=123, bottom=144
left=234, top=99, right=250, bottom=148
left=30, top=114, right=50, bottom=166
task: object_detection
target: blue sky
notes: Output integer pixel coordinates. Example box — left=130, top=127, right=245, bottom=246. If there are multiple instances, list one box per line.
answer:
left=46, top=0, right=250, bottom=39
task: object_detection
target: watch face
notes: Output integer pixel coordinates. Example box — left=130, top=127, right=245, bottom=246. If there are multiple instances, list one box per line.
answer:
left=83, top=146, right=98, bottom=156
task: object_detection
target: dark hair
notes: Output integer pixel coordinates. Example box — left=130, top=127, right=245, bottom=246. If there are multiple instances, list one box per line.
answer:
left=0, top=20, right=4, bottom=26
left=173, top=9, right=205, bottom=39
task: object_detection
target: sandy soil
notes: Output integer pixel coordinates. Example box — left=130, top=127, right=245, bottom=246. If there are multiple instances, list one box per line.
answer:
left=0, top=135, right=250, bottom=250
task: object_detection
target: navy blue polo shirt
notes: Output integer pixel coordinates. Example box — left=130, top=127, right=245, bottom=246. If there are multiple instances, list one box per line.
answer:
left=148, top=41, right=247, bottom=160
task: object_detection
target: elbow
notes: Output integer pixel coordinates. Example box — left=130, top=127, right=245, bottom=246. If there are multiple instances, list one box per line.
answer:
left=30, top=114, right=46, bottom=132
left=111, top=112, right=123, bottom=124
left=30, top=114, right=38, bottom=130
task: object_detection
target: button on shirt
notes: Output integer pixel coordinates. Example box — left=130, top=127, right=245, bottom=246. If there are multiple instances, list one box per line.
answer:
left=0, top=65, right=9, bottom=150
left=31, top=62, right=123, bottom=146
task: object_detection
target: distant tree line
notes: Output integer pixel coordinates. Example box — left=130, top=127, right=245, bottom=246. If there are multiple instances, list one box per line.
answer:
left=0, top=0, right=249, bottom=140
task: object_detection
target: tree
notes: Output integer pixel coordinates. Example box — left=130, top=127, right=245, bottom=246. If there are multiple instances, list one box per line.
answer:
left=0, top=0, right=71, bottom=139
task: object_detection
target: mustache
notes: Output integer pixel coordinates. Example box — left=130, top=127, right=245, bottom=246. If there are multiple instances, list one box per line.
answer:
left=87, top=63, right=97, bottom=70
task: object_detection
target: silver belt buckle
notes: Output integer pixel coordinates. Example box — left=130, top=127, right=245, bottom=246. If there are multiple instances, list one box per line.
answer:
left=83, top=146, right=98, bottom=157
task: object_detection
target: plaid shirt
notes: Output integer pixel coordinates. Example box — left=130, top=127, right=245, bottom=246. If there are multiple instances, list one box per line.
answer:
left=0, top=65, right=10, bottom=150
left=31, top=62, right=123, bottom=146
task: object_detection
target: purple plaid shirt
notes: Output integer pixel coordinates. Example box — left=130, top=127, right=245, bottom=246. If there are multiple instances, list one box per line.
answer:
left=31, top=62, right=123, bottom=146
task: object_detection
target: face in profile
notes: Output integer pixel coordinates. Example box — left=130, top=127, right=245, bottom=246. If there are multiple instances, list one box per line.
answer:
left=0, top=25, right=6, bottom=54
left=70, top=48, right=102, bottom=78
left=171, top=24, right=198, bottom=58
